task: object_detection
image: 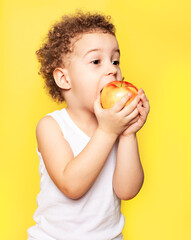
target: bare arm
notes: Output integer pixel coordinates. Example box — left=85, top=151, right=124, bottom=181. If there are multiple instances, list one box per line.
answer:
left=113, top=89, right=150, bottom=200
left=37, top=117, right=117, bottom=200
left=113, top=134, right=144, bottom=200
left=36, top=94, right=138, bottom=200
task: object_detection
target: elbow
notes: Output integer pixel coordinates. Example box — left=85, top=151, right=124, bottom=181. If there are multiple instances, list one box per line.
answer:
left=58, top=171, right=88, bottom=200
left=61, top=188, right=83, bottom=200
left=60, top=183, right=85, bottom=200
left=117, top=191, right=139, bottom=201
left=115, top=177, right=144, bottom=201
left=63, top=190, right=82, bottom=200
left=116, top=188, right=142, bottom=201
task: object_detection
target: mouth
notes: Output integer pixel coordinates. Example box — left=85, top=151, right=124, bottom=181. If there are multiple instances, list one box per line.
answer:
left=98, top=84, right=106, bottom=95
left=99, top=81, right=113, bottom=94
left=99, top=79, right=122, bottom=93
left=100, top=87, right=104, bottom=94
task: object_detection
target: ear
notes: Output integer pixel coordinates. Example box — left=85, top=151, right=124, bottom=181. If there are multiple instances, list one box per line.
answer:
left=53, top=67, right=71, bottom=90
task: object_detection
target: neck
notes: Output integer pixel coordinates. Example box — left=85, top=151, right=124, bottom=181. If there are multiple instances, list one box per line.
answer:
left=66, top=105, right=98, bottom=138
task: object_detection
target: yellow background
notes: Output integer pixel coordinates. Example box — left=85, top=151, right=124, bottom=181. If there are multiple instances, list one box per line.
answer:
left=1, top=0, right=191, bottom=239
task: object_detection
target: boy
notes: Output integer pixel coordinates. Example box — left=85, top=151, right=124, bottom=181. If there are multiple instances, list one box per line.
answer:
left=27, top=11, right=150, bottom=240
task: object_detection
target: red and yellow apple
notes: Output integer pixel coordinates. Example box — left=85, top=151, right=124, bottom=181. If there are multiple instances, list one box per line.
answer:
left=100, top=80, right=138, bottom=109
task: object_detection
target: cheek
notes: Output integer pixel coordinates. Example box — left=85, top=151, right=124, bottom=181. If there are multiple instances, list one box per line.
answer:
left=69, top=64, right=100, bottom=99
left=83, top=81, right=100, bottom=107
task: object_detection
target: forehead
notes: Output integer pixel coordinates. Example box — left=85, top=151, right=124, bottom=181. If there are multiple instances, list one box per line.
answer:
left=71, top=32, right=119, bottom=56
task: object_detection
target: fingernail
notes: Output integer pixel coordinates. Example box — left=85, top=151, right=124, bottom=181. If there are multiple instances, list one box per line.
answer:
left=138, top=88, right=143, bottom=94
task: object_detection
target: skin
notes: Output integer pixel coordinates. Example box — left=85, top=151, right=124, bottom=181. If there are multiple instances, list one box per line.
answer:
left=36, top=32, right=150, bottom=200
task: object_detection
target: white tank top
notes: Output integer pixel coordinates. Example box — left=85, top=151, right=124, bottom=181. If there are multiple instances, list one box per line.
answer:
left=27, top=108, right=125, bottom=240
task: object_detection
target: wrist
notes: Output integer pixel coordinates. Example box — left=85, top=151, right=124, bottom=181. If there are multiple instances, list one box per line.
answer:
left=96, top=126, right=118, bottom=142
left=119, top=132, right=137, bottom=140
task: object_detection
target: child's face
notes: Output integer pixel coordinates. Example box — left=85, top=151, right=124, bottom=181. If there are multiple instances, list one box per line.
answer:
left=65, top=32, right=122, bottom=112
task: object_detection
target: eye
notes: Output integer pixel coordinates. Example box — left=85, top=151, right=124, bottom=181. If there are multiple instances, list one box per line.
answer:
left=91, top=59, right=100, bottom=65
left=112, top=60, right=120, bottom=65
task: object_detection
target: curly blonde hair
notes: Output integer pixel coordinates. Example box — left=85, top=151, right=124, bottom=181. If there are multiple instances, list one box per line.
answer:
left=36, top=11, right=116, bottom=102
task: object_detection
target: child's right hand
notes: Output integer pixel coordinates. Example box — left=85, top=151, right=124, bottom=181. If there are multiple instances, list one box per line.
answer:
left=94, top=93, right=141, bottom=137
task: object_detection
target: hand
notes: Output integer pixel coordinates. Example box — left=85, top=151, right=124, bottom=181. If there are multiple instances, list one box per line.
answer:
left=122, top=88, right=150, bottom=136
left=94, top=93, right=141, bottom=138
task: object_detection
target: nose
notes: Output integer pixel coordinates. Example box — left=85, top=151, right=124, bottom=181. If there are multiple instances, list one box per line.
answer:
left=99, top=63, right=122, bottom=92
left=105, top=62, right=118, bottom=77
left=104, top=62, right=122, bottom=82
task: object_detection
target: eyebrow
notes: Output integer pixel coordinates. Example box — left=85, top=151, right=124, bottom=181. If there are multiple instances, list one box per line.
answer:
left=83, top=48, right=120, bottom=57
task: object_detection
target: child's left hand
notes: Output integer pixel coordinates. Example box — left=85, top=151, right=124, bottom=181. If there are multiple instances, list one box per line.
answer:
left=122, top=88, right=150, bottom=136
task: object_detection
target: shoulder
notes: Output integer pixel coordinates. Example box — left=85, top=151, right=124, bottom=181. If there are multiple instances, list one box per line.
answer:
left=36, top=115, right=63, bottom=137
left=36, top=115, right=64, bottom=152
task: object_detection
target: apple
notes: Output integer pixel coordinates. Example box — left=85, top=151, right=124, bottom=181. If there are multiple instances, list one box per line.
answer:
left=100, top=79, right=138, bottom=109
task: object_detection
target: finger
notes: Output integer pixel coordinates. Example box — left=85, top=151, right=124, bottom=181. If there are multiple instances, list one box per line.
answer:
left=124, top=107, right=139, bottom=124
left=138, top=88, right=144, bottom=95
left=120, top=94, right=141, bottom=116
left=141, top=96, right=150, bottom=114
left=138, top=90, right=150, bottom=112
left=137, top=101, right=146, bottom=114
left=128, top=115, right=140, bottom=125
left=112, top=93, right=132, bottom=112
left=144, top=96, right=150, bottom=113
left=137, top=103, right=149, bottom=124
left=140, top=93, right=147, bottom=105
left=138, top=89, right=149, bottom=105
